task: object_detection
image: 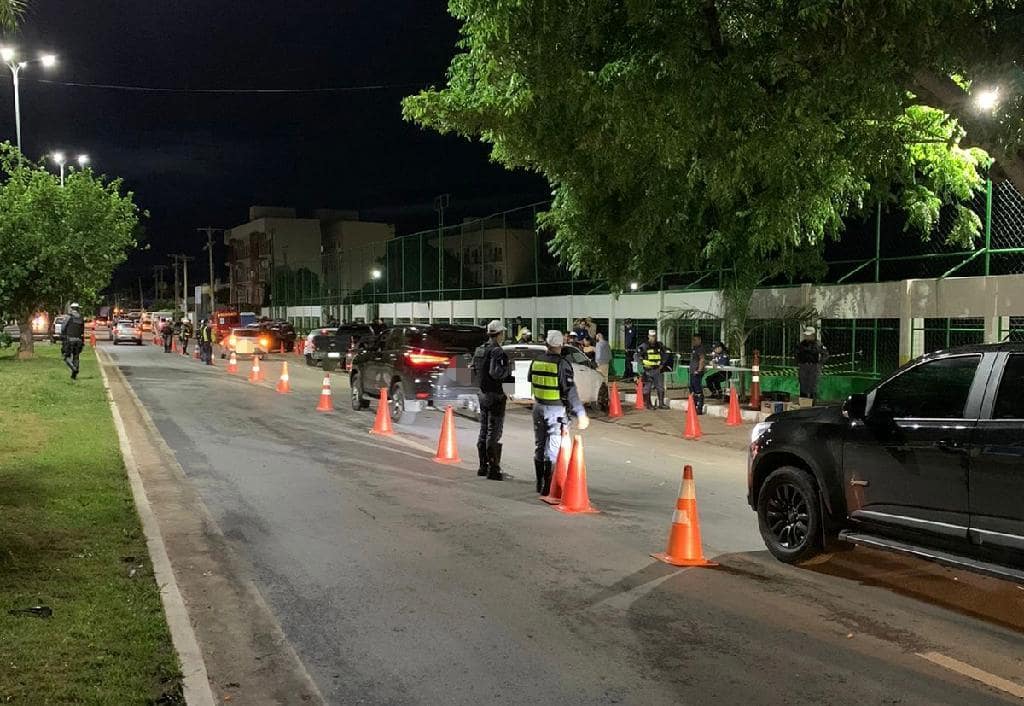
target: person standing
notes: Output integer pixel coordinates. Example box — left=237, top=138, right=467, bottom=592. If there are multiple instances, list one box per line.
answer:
left=704, top=341, right=731, bottom=398
left=530, top=330, right=589, bottom=494
left=160, top=318, right=174, bottom=353
left=636, top=329, right=669, bottom=409
left=472, top=320, right=511, bottom=480
left=594, top=332, right=612, bottom=381
left=796, top=327, right=828, bottom=400
left=62, top=303, right=86, bottom=380
left=689, top=333, right=707, bottom=414
left=200, top=319, right=215, bottom=365
left=179, top=317, right=193, bottom=356
left=623, top=319, right=637, bottom=381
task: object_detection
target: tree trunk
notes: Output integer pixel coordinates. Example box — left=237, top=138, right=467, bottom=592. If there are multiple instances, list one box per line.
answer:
left=16, top=310, right=36, bottom=359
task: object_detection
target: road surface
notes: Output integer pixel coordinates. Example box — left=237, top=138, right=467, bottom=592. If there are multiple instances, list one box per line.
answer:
left=103, top=342, right=1024, bottom=705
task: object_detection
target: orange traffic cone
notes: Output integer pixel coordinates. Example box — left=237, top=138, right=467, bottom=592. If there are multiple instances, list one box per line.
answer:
left=227, top=351, right=238, bottom=374
left=89, top=331, right=96, bottom=348
left=634, top=378, right=645, bottom=411
left=725, top=388, right=743, bottom=426
left=248, top=355, right=262, bottom=383
left=555, top=436, right=599, bottom=514
left=684, top=394, right=703, bottom=440
left=607, top=382, right=623, bottom=419
left=651, top=465, right=717, bottom=567
left=316, top=374, right=334, bottom=412
left=171, top=337, right=178, bottom=353
left=433, top=406, right=461, bottom=464
left=275, top=362, right=291, bottom=394
left=279, top=341, right=285, bottom=354
left=540, top=426, right=572, bottom=505
left=370, top=388, right=394, bottom=435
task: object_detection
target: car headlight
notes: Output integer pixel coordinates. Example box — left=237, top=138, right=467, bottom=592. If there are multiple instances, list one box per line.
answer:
left=751, top=421, right=773, bottom=444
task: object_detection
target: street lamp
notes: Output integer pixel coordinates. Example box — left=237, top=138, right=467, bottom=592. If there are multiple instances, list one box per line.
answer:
left=51, top=151, right=66, bottom=186
left=975, top=87, right=1000, bottom=113
left=0, top=47, right=58, bottom=151
left=629, top=281, right=639, bottom=291
left=371, top=268, right=382, bottom=300
left=77, top=154, right=89, bottom=168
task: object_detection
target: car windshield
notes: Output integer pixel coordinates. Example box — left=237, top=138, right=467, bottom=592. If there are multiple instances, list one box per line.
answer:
left=233, top=329, right=260, bottom=337
left=117, top=322, right=136, bottom=329
left=413, top=328, right=487, bottom=353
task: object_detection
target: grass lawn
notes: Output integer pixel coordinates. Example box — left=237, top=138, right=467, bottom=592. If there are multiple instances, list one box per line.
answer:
left=0, top=343, right=182, bottom=704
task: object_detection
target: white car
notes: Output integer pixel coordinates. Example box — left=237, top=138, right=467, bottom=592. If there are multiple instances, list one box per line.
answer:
left=502, top=344, right=609, bottom=410
left=112, top=320, right=143, bottom=345
left=224, top=327, right=271, bottom=357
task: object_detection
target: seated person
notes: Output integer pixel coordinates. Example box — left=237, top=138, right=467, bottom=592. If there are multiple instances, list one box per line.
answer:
left=705, top=341, right=731, bottom=398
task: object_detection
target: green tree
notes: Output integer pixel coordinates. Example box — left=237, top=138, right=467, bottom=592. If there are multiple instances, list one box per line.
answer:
left=0, top=145, right=143, bottom=358
left=402, top=1, right=1019, bottom=353
left=0, top=0, right=25, bottom=30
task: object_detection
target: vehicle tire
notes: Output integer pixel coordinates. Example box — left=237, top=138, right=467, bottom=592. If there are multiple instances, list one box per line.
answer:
left=305, top=354, right=315, bottom=367
left=597, top=382, right=610, bottom=413
left=136, top=340, right=142, bottom=346
left=323, top=360, right=339, bottom=372
left=350, top=372, right=369, bottom=410
left=113, top=340, right=119, bottom=345
left=757, top=466, right=823, bottom=563
left=389, top=381, right=405, bottom=424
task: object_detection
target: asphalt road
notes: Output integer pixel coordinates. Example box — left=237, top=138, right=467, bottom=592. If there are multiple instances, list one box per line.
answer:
left=104, top=342, right=1024, bottom=705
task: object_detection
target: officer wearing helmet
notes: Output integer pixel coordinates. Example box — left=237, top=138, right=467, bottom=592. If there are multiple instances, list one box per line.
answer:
left=472, top=320, right=511, bottom=480
left=62, top=303, right=86, bottom=379
left=530, top=330, right=589, bottom=494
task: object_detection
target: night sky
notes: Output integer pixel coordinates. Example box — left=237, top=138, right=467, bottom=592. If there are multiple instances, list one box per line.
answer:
left=1, top=1, right=547, bottom=291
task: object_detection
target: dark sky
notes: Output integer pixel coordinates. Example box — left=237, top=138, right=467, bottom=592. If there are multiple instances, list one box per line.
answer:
left=1, top=1, right=547, bottom=290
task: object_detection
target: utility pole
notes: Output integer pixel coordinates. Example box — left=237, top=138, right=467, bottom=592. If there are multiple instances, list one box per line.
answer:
left=434, top=194, right=450, bottom=295
left=153, top=264, right=168, bottom=306
left=138, top=277, right=144, bottom=310
left=198, top=227, right=222, bottom=316
left=170, top=253, right=195, bottom=319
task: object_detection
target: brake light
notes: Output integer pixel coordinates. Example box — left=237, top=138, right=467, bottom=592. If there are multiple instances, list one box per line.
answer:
left=416, top=392, right=430, bottom=399
left=259, top=337, right=270, bottom=348
left=405, top=350, right=451, bottom=367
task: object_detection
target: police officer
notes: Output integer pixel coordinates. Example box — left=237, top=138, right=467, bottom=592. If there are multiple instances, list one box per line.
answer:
left=160, top=317, right=174, bottom=353
left=689, top=333, right=707, bottom=414
left=473, top=320, right=511, bottom=480
left=179, top=317, right=194, bottom=356
left=62, top=303, right=86, bottom=380
left=636, top=329, right=670, bottom=409
left=530, top=330, right=590, bottom=494
left=199, top=318, right=214, bottom=365
left=622, top=318, right=637, bottom=381
left=796, top=326, right=828, bottom=400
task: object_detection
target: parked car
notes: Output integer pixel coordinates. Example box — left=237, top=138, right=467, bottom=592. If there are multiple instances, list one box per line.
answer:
left=310, top=324, right=375, bottom=371
left=112, top=319, right=144, bottom=345
left=223, top=327, right=271, bottom=357
left=349, top=324, right=487, bottom=422
left=502, top=344, right=609, bottom=411
left=51, top=314, right=70, bottom=342
left=748, top=343, right=1024, bottom=581
left=255, top=319, right=297, bottom=352
left=303, top=327, right=336, bottom=365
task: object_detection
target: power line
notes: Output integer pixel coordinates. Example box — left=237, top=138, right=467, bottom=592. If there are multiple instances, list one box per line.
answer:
left=24, top=78, right=426, bottom=94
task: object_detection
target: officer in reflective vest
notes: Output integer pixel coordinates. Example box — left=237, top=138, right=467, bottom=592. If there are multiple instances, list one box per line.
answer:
left=529, top=330, right=590, bottom=494
left=635, top=329, right=670, bottom=409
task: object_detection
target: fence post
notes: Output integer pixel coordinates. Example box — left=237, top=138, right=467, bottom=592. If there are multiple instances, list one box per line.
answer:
left=875, top=202, right=882, bottom=282
left=984, top=177, right=993, bottom=276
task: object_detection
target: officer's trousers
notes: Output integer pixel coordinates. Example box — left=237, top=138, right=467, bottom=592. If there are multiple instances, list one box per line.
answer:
left=532, top=403, right=565, bottom=464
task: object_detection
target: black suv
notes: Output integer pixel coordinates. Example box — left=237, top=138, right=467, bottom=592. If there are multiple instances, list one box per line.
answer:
left=749, top=343, right=1024, bottom=581
left=349, top=324, right=487, bottom=422
left=310, top=324, right=375, bottom=372
left=254, top=319, right=297, bottom=352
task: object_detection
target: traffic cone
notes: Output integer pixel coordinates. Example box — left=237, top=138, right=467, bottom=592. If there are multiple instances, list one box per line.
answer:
left=369, top=387, right=394, bottom=435
left=279, top=341, right=285, bottom=354
left=607, top=382, right=623, bottom=419
left=275, top=362, right=291, bottom=394
left=171, top=337, right=178, bottom=353
left=248, top=355, right=262, bottom=383
left=684, top=394, right=703, bottom=440
left=634, top=378, right=645, bottom=411
left=725, top=387, right=743, bottom=426
left=540, top=426, right=572, bottom=505
left=651, top=465, right=717, bottom=567
left=89, top=331, right=96, bottom=348
left=555, top=436, right=598, bottom=514
left=315, top=374, right=334, bottom=412
left=432, top=406, right=461, bottom=464
left=227, top=351, right=238, bottom=374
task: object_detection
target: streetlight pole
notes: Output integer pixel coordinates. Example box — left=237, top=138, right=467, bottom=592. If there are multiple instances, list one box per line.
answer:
left=49, top=152, right=87, bottom=187
left=371, top=268, right=382, bottom=302
left=1, top=48, right=57, bottom=151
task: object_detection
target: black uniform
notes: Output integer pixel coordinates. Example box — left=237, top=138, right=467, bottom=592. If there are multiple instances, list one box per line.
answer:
left=623, top=323, right=637, bottom=381
left=62, top=310, right=85, bottom=379
left=796, top=339, right=827, bottom=399
left=179, top=321, right=194, bottom=355
left=689, top=342, right=706, bottom=414
left=473, top=338, right=511, bottom=480
left=161, top=321, right=174, bottom=352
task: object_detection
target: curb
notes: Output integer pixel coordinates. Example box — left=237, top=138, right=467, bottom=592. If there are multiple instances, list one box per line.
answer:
left=621, top=392, right=766, bottom=422
left=96, top=350, right=217, bottom=706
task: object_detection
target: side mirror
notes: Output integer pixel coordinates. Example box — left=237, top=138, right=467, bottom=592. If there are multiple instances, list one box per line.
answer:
left=842, top=393, right=867, bottom=420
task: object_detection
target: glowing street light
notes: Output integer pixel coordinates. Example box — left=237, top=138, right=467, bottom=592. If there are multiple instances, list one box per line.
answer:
left=629, top=281, right=639, bottom=291
left=371, top=269, right=382, bottom=279
left=0, top=46, right=58, bottom=150
left=975, top=87, right=1000, bottom=113
left=77, top=154, right=89, bottom=167
left=370, top=268, right=382, bottom=301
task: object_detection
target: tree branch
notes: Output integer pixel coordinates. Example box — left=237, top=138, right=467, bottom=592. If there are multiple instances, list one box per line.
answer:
left=912, top=70, right=1024, bottom=193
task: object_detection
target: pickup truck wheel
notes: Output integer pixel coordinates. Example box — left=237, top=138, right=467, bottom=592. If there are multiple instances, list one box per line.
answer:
left=350, top=372, right=369, bottom=410
left=323, top=359, right=339, bottom=372
left=389, top=382, right=405, bottom=424
left=757, top=467, right=822, bottom=564
left=305, top=353, right=315, bottom=367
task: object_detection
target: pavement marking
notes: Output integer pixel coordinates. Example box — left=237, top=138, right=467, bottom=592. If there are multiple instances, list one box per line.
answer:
left=916, top=651, right=1024, bottom=700
left=604, top=438, right=634, bottom=447
left=97, top=351, right=216, bottom=706
left=587, top=569, right=687, bottom=611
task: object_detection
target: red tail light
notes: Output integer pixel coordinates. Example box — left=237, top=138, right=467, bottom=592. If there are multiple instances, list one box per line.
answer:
left=404, top=350, right=451, bottom=367
left=416, top=392, right=430, bottom=399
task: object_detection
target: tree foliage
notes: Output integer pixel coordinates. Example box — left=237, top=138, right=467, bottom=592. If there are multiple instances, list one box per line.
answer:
left=403, top=1, right=1020, bottom=291
left=0, top=0, right=25, bottom=30
left=0, top=144, right=142, bottom=356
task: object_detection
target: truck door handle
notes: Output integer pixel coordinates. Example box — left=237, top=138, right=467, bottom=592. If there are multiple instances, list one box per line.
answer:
left=937, top=439, right=966, bottom=454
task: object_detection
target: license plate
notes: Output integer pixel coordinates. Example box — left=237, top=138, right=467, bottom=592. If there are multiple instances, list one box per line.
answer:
left=327, top=352, right=341, bottom=358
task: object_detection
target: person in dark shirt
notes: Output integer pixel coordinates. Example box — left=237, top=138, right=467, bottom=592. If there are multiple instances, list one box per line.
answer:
left=705, top=342, right=731, bottom=398
left=623, top=318, right=637, bottom=381
left=473, top=320, right=511, bottom=480
left=796, top=327, right=828, bottom=400
left=62, top=303, right=86, bottom=379
left=689, top=333, right=707, bottom=414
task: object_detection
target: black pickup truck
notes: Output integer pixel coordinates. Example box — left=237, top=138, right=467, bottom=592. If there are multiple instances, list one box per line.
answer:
left=349, top=324, right=487, bottom=422
left=748, top=343, right=1024, bottom=582
left=309, top=324, right=375, bottom=371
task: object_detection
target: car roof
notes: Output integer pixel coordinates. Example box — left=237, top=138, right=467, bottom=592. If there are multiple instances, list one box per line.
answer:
left=925, top=342, right=1024, bottom=357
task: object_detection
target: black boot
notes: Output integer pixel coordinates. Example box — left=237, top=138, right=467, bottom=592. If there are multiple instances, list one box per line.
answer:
left=534, top=460, right=545, bottom=493
left=540, top=460, right=553, bottom=496
left=486, top=443, right=503, bottom=481
left=657, top=391, right=669, bottom=409
left=477, top=441, right=488, bottom=477
left=643, top=394, right=653, bottom=409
